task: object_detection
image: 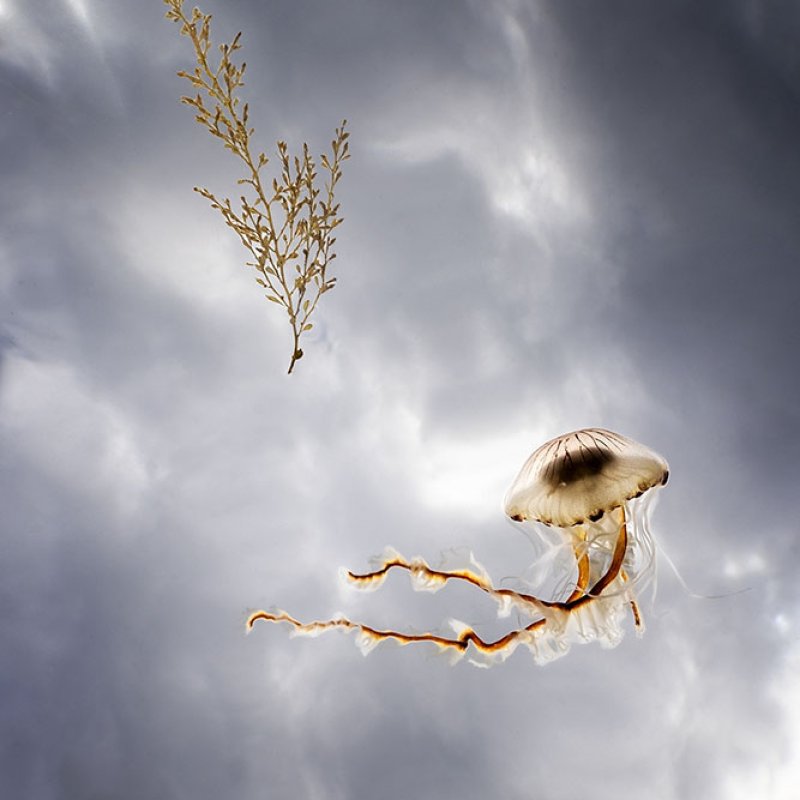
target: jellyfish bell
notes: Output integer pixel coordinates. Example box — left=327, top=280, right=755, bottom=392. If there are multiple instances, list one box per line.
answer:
left=248, top=427, right=669, bottom=667
left=504, top=427, right=669, bottom=528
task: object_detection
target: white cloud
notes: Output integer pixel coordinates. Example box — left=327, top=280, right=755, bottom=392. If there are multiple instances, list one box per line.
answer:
left=0, top=2, right=56, bottom=85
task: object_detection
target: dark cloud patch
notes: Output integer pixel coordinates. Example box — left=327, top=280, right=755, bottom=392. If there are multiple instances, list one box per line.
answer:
left=528, top=1, right=800, bottom=511
left=216, top=0, right=515, bottom=129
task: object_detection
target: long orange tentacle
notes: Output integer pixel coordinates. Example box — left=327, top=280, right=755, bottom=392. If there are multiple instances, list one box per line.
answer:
left=346, top=555, right=544, bottom=616
left=346, top=508, right=628, bottom=612
left=245, top=609, right=546, bottom=659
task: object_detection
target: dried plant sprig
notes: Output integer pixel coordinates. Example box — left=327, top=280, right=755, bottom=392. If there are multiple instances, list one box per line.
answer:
left=164, top=0, right=350, bottom=374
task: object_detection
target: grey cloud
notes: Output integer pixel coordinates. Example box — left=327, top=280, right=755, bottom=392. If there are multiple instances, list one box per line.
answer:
left=2, top=1, right=799, bottom=799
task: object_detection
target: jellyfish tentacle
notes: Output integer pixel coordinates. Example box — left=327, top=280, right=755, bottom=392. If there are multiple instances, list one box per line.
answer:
left=629, top=598, right=642, bottom=628
left=617, top=565, right=644, bottom=629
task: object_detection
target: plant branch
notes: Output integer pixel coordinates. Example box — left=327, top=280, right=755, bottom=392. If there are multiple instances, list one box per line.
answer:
left=164, top=0, right=350, bottom=374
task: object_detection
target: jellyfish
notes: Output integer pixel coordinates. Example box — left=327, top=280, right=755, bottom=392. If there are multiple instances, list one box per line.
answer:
left=247, top=428, right=669, bottom=666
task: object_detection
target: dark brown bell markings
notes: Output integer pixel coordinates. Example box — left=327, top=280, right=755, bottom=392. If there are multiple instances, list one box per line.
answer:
left=546, top=443, right=616, bottom=488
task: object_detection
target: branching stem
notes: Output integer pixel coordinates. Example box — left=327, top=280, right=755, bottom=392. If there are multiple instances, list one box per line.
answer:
left=164, top=0, right=349, bottom=374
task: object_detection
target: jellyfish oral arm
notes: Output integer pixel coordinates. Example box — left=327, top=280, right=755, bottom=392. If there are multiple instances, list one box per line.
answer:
left=582, top=509, right=627, bottom=598
left=347, top=511, right=631, bottom=610
left=567, top=533, right=591, bottom=603
left=245, top=608, right=547, bottom=662
left=247, top=509, right=638, bottom=664
left=345, top=554, right=544, bottom=618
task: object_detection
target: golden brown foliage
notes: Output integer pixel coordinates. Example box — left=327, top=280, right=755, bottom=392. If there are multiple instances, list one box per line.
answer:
left=164, top=0, right=350, bottom=374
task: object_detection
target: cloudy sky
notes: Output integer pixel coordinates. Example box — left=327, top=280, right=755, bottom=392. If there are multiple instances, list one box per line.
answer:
left=2, top=0, right=800, bottom=797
